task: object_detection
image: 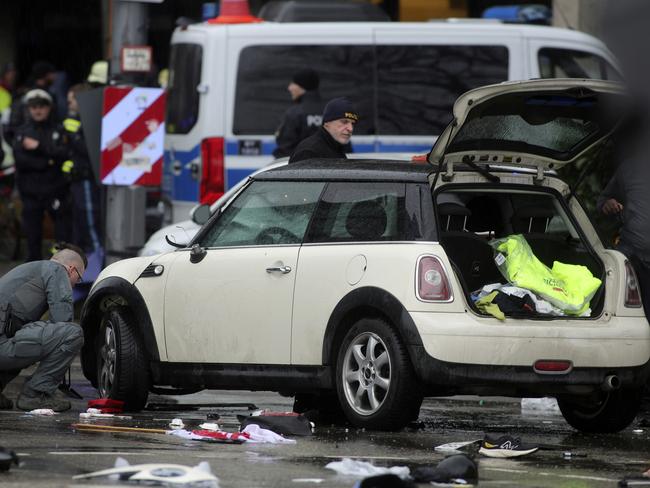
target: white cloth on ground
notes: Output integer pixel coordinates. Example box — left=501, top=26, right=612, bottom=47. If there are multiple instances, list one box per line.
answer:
left=324, top=458, right=410, bottom=478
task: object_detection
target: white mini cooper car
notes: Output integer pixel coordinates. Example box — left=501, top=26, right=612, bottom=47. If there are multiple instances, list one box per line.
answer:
left=81, top=79, right=650, bottom=432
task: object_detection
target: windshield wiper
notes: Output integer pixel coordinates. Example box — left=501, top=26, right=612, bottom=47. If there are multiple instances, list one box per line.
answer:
left=462, top=156, right=501, bottom=183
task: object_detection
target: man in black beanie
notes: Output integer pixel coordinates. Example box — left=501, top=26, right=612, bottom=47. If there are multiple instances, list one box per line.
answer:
left=289, top=97, right=358, bottom=163
left=273, top=68, right=323, bottom=158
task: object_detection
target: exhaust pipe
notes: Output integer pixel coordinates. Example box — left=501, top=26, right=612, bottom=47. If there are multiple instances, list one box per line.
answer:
left=602, top=375, right=620, bottom=392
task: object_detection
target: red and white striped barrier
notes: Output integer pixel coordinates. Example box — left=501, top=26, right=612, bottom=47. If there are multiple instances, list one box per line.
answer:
left=100, top=86, right=166, bottom=186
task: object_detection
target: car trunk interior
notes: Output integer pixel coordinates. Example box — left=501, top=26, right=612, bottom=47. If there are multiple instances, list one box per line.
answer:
left=435, top=186, right=605, bottom=319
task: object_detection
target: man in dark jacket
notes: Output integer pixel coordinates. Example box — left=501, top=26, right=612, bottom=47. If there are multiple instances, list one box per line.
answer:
left=289, top=97, right=358, bottom=163
left=273, top=69, right=323, bottom=158
left=0, top=248, right=85, bottom=411
left=13, top=89, right=71, bottom=262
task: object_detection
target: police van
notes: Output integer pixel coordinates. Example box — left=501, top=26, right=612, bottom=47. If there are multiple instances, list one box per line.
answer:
left=164, top=18, right=619, bottom=221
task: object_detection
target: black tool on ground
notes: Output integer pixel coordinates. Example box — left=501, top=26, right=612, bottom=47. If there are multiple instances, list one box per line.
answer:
left=238, top=413, right=312, bottom=436
left=145, top=402, right=258, bottom=411
left=0, top=447, right=19, bottom=472
left=411, top=454, right=478, bottom=484
left=58, top=366, right=82, bottom=399
left=354, top=473, right=416, bottom=488
left=206, top=412, right=221, bottom=420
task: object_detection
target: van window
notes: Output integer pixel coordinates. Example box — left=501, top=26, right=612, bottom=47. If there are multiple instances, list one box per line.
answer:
left=376, top=45, right=509, bottom=135
left=538, top=48, right=620, bottom=81
left=166, top=43, right=202, bottom=134
left=233, top=45, right=375, bottom=136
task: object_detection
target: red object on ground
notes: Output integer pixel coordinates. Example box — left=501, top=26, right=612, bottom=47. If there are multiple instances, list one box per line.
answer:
left=88, top=398, right=125, bottom=413
left=411, top=154, right=428, bottom=163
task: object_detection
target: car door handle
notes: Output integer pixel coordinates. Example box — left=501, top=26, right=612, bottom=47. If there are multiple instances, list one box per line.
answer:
left=266, top=265, right=292, bottom=274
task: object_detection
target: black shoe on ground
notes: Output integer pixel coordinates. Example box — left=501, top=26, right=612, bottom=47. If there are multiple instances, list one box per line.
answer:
left=0, top=393, right=12, bottom=409
left=16, top=390, right=71, bottom=412
left=479, top=434, right=538, bottom=458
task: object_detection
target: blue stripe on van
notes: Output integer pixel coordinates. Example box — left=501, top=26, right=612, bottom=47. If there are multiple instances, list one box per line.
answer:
left=226, top=168, right=255, bottom=189
left=224, top=140, right=431, bottom=156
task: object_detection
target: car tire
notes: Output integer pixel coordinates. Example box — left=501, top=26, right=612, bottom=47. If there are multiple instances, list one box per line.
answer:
left=335, top=317, right=422, bottom=431
left=96, top=307, right=150, bottom=411
left=557, top=388, right=642, bottom=433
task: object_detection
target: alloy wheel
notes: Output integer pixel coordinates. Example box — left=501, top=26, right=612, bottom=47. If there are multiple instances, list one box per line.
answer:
left=99, top=322, right=117, bottom=397
left=341, top=332, right=391, bottom=416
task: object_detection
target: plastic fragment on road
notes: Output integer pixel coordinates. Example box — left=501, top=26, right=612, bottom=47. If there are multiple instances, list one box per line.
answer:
left=411, top=454, right=478, bottom=485
left=27, top=409, right=56, bottom=416
left=324, top=458, right=410, bottom=479
left=169, top=418, right=185, bottom=429
left=434, top=440, right=482, bottom=454
left=0, top=447, right=19, bottom=472
left=520, top=397, right=560, bottom=415
left=79, top=408, right=132, bottom=420
left=292, top=478, right=324, bottom=483
left=72, top=458, right=220, bottom=487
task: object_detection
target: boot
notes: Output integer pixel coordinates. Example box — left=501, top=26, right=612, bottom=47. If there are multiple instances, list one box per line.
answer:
left=16, top=389, right=71, bottom=412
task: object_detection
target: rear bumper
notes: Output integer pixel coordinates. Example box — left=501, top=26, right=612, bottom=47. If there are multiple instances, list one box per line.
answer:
left=409, top=344, right=650, bottom=396
left=407, top=312, right=650, bottom=396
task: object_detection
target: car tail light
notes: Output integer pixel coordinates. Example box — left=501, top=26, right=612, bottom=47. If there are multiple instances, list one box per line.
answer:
left=200, top=137, right=225, bottom=205
left=625, top=260, right=642, bottom=308
left=534, top=360, right=572, bottom=374
left=417, top=256, right=452, bottom=301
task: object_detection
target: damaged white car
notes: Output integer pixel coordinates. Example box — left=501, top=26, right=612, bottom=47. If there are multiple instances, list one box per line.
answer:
left=81, top=79, right=649, bottom=432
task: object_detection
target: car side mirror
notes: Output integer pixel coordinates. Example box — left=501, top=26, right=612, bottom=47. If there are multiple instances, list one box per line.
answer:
left=191, top=204, right=211, bottom=225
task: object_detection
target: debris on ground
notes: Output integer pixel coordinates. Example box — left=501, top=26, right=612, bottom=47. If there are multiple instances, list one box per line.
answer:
left=520, top=397, right=560, bottom=415
left=26, top=409, right=56, bottom=416
left=434, top=440, right=482, bottom=454
left=72, top=457, right=220, bottom=487
left=411, top=454, right=478, bottom=485
left=0, top=447, right=19, bottom=472
left=238, top=412, right=313, bottom=436
left=324, top=458, right=410, bottom=478
left=87, top=398, right=125, bottom=414
left=353, top=473, right=416, bottom=487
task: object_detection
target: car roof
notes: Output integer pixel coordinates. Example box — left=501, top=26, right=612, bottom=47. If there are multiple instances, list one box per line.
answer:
left=252, top=159, right=434, bottom=183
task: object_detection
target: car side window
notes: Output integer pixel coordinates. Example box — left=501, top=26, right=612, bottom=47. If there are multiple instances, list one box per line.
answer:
left=199, top=181, right=325, bottom=247
left=305, top=182, right=410, bottom=243
left=538, top=48, right=621, bottom=81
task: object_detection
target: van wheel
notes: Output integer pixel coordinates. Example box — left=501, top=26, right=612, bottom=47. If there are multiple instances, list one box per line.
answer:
left=557, top=388, right=642, bottom=433
left=96, top=307, right=150, bottom=411
left=335, top=317, right=422, bottom=431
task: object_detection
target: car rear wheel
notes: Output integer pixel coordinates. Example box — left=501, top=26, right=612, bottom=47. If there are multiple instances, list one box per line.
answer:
left=557, top=388, right=642, bottom=433
left=96, top=307, right=150, bottom=411
left=335, top=317, right=421, bottom=430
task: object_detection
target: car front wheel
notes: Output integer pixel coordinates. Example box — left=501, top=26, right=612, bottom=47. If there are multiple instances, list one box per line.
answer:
left=96, top=307, right=150, bottom=411
left=335, top=317, right=421, bottom=430
left=557, top=388, right=642, bottom=433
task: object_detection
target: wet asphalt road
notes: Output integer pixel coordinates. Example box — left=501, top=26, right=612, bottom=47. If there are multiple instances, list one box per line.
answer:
left=0, top=360, right=649, bottom=487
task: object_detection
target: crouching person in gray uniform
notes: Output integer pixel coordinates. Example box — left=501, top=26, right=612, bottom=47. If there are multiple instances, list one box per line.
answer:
left=0, top=248, right=85, bottom=411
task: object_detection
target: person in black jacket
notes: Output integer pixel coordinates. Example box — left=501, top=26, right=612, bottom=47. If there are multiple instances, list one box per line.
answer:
left=273, top=69, right=323, bottom=158
left=288, top=97, right=358, bottom=164
left=13, top=89, right=71, bottom=262
left=63, top=84, right=101, bottom=255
